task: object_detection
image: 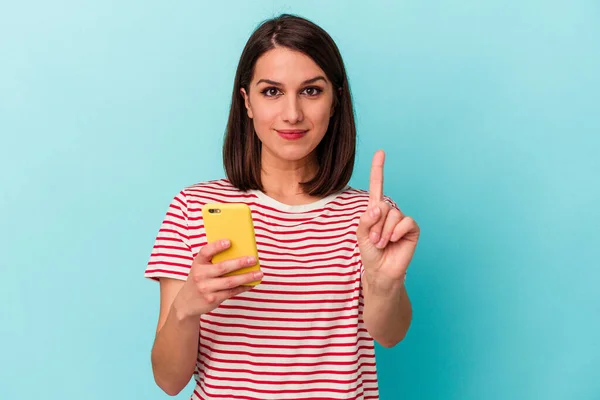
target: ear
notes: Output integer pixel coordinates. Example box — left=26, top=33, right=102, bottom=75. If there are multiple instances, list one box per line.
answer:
left=240, top=88, right=253, bottom=119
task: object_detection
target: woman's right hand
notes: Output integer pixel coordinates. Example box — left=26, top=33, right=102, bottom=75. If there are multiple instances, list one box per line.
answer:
left=172, top=239, right=262, bottom=320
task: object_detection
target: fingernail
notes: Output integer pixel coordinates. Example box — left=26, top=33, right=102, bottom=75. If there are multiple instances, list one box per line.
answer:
left=222, top=239, right=230, bottom=247
left=370, top=207, right=380, bottom=217
left=376, top=238, right=386, bottom=248
left=247, top=256, right=256, bottom=264
left=254, top=271, right=263, bottom=279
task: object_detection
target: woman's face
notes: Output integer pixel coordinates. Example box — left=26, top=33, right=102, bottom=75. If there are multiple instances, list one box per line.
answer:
left=241, top=47, right=335, bottom=165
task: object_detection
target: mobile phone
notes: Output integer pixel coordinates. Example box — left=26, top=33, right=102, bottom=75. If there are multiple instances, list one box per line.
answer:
left=201, top=202, right=262, bottom=286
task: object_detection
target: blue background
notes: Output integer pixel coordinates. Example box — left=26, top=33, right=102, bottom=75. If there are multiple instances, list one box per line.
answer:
left=1, top=1, right=599, bottom=399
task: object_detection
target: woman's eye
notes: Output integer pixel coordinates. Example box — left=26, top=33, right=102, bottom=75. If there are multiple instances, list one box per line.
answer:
left=303, top=87, right=322, bottom=96
left=262, top=88, right=281, bottom=97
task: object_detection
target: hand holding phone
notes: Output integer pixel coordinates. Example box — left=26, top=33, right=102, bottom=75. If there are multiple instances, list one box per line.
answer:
left=173, top=239, right=263, bottom=319
left=201, top=203, right=262, bottom=286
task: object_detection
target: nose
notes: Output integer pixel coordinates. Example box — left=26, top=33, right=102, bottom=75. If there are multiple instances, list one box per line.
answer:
left=281, top=94, right=303, bottom=124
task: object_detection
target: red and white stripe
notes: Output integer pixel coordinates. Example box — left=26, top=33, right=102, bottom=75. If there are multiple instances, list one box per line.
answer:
left=146, top=179, right=390, bottom=399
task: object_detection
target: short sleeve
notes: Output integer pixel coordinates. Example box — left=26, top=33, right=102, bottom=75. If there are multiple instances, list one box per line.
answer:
left=144, top=191, right=194, bottom=281
left=383, top=194, right=401, bottom=212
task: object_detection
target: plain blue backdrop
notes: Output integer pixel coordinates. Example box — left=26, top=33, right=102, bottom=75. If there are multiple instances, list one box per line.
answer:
left=1, top=1, right=599, bottom=399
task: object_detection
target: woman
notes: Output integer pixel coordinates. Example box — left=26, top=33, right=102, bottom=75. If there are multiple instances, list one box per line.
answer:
left=145, top=14, right=420, bottom=400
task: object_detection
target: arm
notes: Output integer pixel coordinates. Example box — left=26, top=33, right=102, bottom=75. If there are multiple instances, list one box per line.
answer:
left=362, top=273, right=412, bottom=348
left=151, top=278, right=198, bottom=396
left=356, top=150, right=420, bottom=348
left=149, top=241, right=261, bottom=396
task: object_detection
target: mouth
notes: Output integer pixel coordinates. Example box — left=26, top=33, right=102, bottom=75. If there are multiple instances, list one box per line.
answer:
left=276, top=129, right=308, bottom=140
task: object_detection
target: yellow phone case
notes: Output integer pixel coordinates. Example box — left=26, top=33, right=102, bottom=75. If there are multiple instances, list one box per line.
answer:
left=201, top=203, right=262, bottom=286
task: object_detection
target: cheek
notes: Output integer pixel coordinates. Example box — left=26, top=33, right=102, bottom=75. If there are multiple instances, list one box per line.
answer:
left=251, top=101, right=279, bottom=127
left=307, top=102, right=333, bottom=126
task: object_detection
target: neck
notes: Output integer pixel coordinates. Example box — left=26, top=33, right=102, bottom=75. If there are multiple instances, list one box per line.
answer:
left=259, top=151, right=320, bottom=204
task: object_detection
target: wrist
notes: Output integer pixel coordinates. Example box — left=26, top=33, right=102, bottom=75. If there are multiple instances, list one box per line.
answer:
left=364, top=270, right=406, bottom=297
left=170, top=296, right=199, bottom=326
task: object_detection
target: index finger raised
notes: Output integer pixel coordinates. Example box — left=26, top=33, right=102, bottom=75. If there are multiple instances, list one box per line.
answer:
left=369, top=150, right=385, bottom=204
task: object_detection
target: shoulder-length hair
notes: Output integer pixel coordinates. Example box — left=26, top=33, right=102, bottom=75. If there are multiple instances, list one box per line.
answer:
left=223, top=14, right=356, bottom=197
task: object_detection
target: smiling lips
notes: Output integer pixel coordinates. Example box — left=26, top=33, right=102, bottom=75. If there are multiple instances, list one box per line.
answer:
left=276, top=129, right=308, bottom=140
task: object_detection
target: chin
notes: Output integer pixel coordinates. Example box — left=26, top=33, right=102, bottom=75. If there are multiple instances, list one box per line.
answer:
left=273, top=146, right=316, bottom=162
left=278, top=150, right=312, bottom=162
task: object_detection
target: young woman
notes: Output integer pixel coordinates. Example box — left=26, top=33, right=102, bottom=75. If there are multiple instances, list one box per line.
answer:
left=145, top=14, right=420, bottom=400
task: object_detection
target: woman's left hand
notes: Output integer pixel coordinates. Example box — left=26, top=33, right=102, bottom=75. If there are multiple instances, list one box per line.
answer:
left=357, top=150, right=420, bottom=290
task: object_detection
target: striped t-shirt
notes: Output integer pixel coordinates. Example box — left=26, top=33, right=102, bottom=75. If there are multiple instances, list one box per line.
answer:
left=145, top=178, right=398, bottom=400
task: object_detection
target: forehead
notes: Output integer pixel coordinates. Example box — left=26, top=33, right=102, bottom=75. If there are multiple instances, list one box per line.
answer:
left=252, top=47, right=328, bottom=85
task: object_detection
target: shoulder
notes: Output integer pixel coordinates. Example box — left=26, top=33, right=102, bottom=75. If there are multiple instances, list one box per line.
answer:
left=179, top=178, right=252, bottom=206
left=340, top=186, right=370, bottom=205
left=182, top=178, right=236, bottom=195
left=340, top=186, right=400, bottom=210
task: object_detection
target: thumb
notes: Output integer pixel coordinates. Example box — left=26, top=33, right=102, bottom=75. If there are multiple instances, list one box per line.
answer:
left=357, top=205, right=381, bottom=242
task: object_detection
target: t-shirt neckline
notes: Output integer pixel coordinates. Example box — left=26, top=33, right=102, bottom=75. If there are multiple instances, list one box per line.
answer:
left=248, top=186, right=349, bottom=213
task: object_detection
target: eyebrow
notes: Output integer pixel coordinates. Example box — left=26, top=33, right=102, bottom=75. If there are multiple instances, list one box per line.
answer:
left=255, top=76, right=327, bottom=86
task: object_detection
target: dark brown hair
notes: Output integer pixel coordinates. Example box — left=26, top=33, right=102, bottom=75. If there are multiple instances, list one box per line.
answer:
left=223, top=14, right=356, bottom=197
